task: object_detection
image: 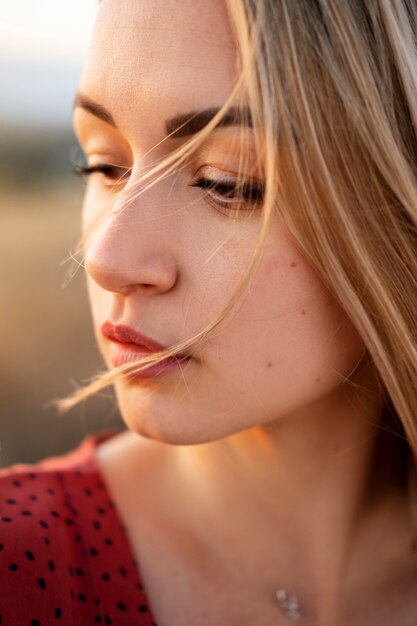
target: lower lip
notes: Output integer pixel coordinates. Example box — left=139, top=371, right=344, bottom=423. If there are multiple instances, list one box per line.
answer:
left=108, top=342, right=190, bottom=379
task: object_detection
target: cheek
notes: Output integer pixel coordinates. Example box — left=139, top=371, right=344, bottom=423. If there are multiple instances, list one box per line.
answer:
left=214, top=244, right=365, bottom=407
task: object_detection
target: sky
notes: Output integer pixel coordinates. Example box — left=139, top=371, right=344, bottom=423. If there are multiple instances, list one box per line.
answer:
left=0, top=0, right=98, bottom=129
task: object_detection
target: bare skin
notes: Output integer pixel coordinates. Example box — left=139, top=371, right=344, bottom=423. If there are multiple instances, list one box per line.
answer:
left=95, top=380, right=416, bottom=626
left=74, top=0, right=417, bottom=623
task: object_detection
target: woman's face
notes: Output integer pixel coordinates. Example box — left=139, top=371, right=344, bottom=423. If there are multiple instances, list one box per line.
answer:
left=74, top=0, right=366, bottom=444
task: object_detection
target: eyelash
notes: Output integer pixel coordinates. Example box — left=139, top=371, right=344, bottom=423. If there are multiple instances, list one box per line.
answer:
left=73, top=164, right=131, bottom=185
left=73, top=163, right=264, bottom=209
left=190, top=177, right=264, bottom=209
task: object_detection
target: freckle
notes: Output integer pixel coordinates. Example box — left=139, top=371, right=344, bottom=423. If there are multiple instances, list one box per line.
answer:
left=301, top=309, right=306, bottom=315
left=316, top=377, right=321, bottom=382
left=290, top=261, right=297, bottom=268
left=267, top=362, right=273, bottom=368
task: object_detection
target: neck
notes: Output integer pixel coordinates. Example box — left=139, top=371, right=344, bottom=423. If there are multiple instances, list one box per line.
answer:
left=173, top=363, right=410, bottom=623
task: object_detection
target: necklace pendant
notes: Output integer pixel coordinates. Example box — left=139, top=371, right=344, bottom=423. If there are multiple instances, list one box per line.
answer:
left=276, top=588, right=301, bottom=621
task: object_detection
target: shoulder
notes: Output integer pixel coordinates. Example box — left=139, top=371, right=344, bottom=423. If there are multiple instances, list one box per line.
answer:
left=0, top=459, right=77, bottom=621
left=0, top=429, right=121, bottom=535
left=0, top=430, right=136, bottom=625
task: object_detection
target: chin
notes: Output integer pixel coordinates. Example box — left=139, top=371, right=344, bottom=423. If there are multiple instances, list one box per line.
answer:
left=114, top=384, right=224, bottom=446
left=123, top=412, right=225, bottom=446
left=116, top=385, right=252, bottom=446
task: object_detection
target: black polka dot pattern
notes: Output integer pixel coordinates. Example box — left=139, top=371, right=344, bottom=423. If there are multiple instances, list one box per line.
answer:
left=0, top=430, right=157, bottom=625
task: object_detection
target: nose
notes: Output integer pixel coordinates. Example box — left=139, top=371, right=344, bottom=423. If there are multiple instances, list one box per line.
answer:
left=84, top=189, right=178, bottom=296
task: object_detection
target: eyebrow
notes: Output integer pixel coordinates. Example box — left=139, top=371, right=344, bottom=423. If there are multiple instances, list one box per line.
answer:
left=73, top=93, right=117, bottom=128
left=166, top=106, right=253, bottom=137
left=73, top=92, right=253, bottom=137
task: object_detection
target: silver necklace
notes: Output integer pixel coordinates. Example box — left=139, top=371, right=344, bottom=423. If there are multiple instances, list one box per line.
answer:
left=276, top=589, right=301, bottom=620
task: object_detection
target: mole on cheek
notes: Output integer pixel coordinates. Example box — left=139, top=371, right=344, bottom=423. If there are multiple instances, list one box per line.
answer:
left=267, top=362, right=273, bottom=368
left=300, top=309, right=306, bottom=315
left=290, top=261, right=297, bottom=268
left=316, top=377, right=321, bottom=382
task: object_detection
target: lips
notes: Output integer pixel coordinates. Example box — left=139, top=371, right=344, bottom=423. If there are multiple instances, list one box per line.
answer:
left=101, top=322, right=167, bottom=353
left=101, top=321, right=190, bottom=378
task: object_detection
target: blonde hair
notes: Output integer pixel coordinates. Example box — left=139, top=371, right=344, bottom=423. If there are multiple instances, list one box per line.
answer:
left=60, top=1, right=417, bottom=467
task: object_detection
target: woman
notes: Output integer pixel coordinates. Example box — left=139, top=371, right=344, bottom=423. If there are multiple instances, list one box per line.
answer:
left=1, top=0, right=416, bottom=624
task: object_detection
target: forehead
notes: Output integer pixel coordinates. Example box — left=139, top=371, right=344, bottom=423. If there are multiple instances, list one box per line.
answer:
left=79, top=0, right=238, bottom=139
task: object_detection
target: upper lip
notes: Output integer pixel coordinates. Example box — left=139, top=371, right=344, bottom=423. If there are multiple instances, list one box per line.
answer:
left=101, top=322, right=168, bottom=352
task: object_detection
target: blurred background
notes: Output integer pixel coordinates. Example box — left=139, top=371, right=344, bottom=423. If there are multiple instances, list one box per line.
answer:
left=0, top=0, right=124, bottom=468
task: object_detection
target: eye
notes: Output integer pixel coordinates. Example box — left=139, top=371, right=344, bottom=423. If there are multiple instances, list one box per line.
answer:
left=73, top=163, right=131, bottom=187
left=189, top=169, right=264, bottom=211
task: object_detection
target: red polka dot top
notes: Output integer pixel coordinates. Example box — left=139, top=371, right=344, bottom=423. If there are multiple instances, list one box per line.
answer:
left=0, top=429, right=158, bottom=626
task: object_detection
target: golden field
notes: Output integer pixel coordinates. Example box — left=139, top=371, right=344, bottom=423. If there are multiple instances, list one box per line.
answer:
left=0, top=181, right=123, bottom=468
